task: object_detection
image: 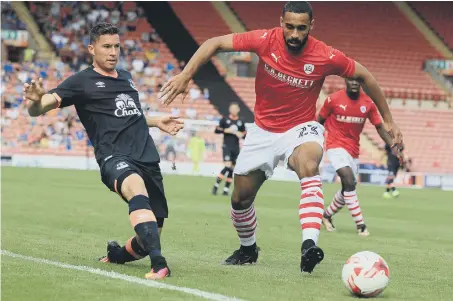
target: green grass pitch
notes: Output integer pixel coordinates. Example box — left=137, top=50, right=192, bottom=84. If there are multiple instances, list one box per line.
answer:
left=2, top=166, right=453, bottom=301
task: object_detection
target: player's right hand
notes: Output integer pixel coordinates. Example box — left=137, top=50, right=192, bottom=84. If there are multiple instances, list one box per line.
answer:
left=23, top=78, right=45, bottom=102
left=391, top=146, right=404, bottom=164
left=159, top=73, right=190, bottom=106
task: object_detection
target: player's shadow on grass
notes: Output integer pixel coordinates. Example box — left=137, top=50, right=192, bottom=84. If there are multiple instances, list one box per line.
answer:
left=300, top=274, right=323, bottom=279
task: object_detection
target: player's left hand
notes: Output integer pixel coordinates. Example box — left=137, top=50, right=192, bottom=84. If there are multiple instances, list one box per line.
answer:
left=384, top=120, right=403, bottom=151
left=158, top=116, right=184, bottom=136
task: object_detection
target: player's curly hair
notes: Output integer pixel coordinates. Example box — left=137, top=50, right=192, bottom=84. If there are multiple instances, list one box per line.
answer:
left=282, top=1, right=313, bottom=20
left=90, top=22, right=120, bottom=44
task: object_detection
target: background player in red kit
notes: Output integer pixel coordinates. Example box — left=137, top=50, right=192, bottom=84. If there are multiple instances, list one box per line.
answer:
left=318, top=79, right=394, bottom=236
left=159, top=1, right=403, bottom=273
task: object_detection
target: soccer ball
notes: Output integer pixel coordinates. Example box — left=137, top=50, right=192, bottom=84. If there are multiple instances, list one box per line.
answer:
left=342, top=251, right=390, bottom=298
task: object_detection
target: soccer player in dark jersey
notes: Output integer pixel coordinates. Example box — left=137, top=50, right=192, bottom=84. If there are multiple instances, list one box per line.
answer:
left=212, top=102, right=246, bottom=196
left=23, top=23, right=183, bottom=280
left=383, top=143, right=403, bottom=199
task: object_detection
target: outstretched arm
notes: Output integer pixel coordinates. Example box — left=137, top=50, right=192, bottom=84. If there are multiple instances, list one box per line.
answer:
left=377, top=123, right=404, bottom=163
left=24, top=78, right=59, bottom=117
left=182, top=35, right=235, bottom=79
left=159, top=29, right=267, bottom=105
left=375, top=124, right=393, bottom=146
left=317, top=96, right=333, bottom=126
left=145, top=116, right=163, bottom=127
left=26, top=75, right=84, bottom=116
left=159, top=35, right=235, bottom=105
left=27, top=94, right=59, bottom=117
left=145, top=115, right=184, bottom=136
left=350, top=62, right=391, bottom=124
left=349, top=62, right=403, bottom=148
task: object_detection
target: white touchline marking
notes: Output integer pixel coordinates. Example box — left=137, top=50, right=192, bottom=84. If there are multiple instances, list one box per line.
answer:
left=1, top=250, right=246, bottom=301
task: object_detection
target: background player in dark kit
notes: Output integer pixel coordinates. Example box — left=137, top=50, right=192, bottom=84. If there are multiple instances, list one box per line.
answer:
left=383, top=143, right=405, bottom=199
left=23, top=23, right=183, bottom=280
left=212, top=102, right=246, bottom=196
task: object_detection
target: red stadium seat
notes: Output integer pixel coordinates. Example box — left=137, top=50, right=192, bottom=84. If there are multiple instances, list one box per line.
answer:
left=362, top=108, right=453, bottom=173
left=2, top=2, right=223, bottom=161
left=228, top=2, right=447, bottom=101
left=170, top=2, right=231, bottom=45
left=410, top=2, right=453, bottom=50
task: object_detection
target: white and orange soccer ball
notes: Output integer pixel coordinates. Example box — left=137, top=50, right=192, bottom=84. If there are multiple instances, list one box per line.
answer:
left=342, top=251, right=390, bottom=298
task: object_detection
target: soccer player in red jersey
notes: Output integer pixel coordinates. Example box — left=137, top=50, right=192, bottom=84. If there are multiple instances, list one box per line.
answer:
left=159, top=2, right=403, bottom=273
left=318, top=79, right=395, bottom=236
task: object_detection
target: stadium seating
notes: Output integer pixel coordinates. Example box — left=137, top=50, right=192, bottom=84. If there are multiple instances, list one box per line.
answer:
left=2, top=2, right=223, bottom=162
left=1, top=2, right=26, bottom=30
left=227, top=75, right=453, bottom=171
left=169, top=2, right=231, bottom=75
left=225, top=77, right=256, bottom=111
left=225, top=2, right=453, bottom=172
left=228, top=2, right=447, bottom=101
left=2, top=2, right=452, bottom=172
left=410, top=2, right=453, bottom=51
left=363, top=108, right=453, bottom=173
left=170, top=2, right=231, bottom=45
left=27, top=2, right=221, bottom=116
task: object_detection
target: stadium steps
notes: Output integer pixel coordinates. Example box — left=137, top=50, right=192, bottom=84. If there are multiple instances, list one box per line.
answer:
left=210, top=1, right=253, bottom=77
left=395, top=2, right=453, bottom=58
left=211, top=1, right=246, bottom=34
left=409, top=2, right=453, bottom=52
left=140, top=1, right=254, bottom=122
left=169, top=2, right=231, bottom=44
left=10, top=2, right=55, bottom=61
left=168, top=1, right=233, bottom=76
left=394, top=2, right=453, bottom=100
left=169, top=2, right=265, bottom=115
left=228, top=2, right=447, bottom=103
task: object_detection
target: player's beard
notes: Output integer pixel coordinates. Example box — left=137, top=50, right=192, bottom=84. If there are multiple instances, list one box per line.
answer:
left=284, top=33, right=309, bottom=54
left=347, top=89, right=360, bottom=100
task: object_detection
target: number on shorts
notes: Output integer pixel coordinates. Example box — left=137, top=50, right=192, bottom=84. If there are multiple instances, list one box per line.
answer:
left=310, top=126, right=318, bottom=136
left=299, top=126, right=307, bottom=137
left=298, top=125, right=319, bottom=138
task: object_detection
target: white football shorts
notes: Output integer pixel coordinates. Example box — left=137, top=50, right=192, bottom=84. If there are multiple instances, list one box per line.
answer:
left=234, top=121, right=325, bottom=179
left=326, top=148, right=360, bottom=179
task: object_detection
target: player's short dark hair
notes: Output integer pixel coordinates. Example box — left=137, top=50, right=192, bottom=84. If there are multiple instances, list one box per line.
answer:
left=90, top=22, right=119, bottom=44
left=282, top=1, right=313, bottom=20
